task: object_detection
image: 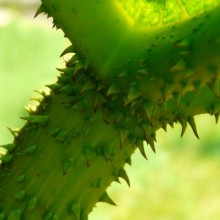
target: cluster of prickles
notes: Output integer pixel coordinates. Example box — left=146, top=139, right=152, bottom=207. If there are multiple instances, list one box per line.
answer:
left=1, top=1, right=220, bottom=220
left=1, top=45, right=220, bottom=219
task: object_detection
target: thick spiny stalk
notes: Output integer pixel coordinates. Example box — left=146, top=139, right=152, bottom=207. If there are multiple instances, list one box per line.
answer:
left=1, top=0, right=220, bottom=219
left=0, top=64, right=135, bottom=219
left=1, top=55, right=220, bottom=218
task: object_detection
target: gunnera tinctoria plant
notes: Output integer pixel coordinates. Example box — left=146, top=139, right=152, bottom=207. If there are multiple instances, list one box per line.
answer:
left=0, top=0, right=220, bottom=219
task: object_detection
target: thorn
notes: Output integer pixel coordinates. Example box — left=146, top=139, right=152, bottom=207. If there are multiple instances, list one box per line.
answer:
left=52, top=20, right=61, bottom=30
left=214, top=112, right=220, bottom=124
left=44, top=212, right=57, bottom=220
left=208, top=106, right=214, bottom=116
left=143, top=125, right=156, bottom=153
left=130, top=106, right=137, bottom=117
left=169, top=59, right=186, bottom=72
left=7, top=127, right=20, bottom=138
left=24, top=105, right=36, bottom=114
left=97, top=84, right=105, bottom=92
left=193, top=81, right=202, bottom=95
left=66, top=54, right=80, bottom=68
left=175, top=39, right=190, bottom=48
left=25, top=145, right=38, bottom=154
left=169, top=121, right=174, bottom=128
left=114, top=177, right=121, bottom=183
left=103, top=110, right=110, bottom=124
left=152, top=132, right=157, bottom=143
left=137, top=68, right=149, bottom=76
left=117, top=168, right=130, bottom=187
left=33, top=89, right=47, bottom=98
left=208, top=79, right=220, bottom=98
left=179, top=118, right=187, bottom=137
left=179, top=50, right=190, bottom=56
left=8, top=209, right=22, bottom=220
left=114, top=112, right=123, bottom=125
left=163, top=82, right=173, bottom=94
left=28, top=197, right=38, bottom=210
left=1, top=143, right=16, bottom=153
left=69, top=201, right=80, bottom=219
left=210, top=103, right=220, bottom=116
left=91, top=178, right=102, bottom=188
left=118, top=128, right=128, bottom=148
left=52, top=21, right=57, bottom=29
left=73, top=62, right=84, bottom=77
left=0, top=154, right=13, bottom=164
left=72, top=102, right=85, bottom=111
left=118, top=71, right=127, bottom=77
left=99, top=192, right=116, bottom=206
left=59, top=85, right=73, bottom=95
left=93, top=94, right=104, bottom=113
left=30, top=97, right=43, bottom=103
left=46, top=12, right=52, bottom=19
left=60, top=45, right=75, bottom=57
left=187, top=117, right=199, bottom=139
left=45, top=84, right=61, bottom=93
left=144, top=133, right=156, bottom=152
left=106, top=83, right=120, bottom=97
left=61, top=158, right=74, bottom=174
left=16, top=175, right=26, bottom=183
left=185, top=68, right=194, bottom=76
left=83, top=146, right=96, bottom=167
left=161, top=121, right=167, bottom=132
left=80, top=210, right=88, bottom=220
left=100, top=146, right=113, bottom=162
left=84, top=60, right=90, bottom=71
left=135, top=139, right=147, bottom=160
left=172, top=92, right=181, bottom=105
left=56, top=67, right=66, bottom=73
left=124, top=87, right=141, bottom=106
left=148, top=141, right=156, bottom=153
left=143, top=102, right=155, bottom=126
left=14, top=190, right=26, bottom=201
left=125, top=156, right=132, bottom=166
left=144, top=111, right=153, bottom=126
left=80, top=82, right=95, bottom=95
left=20, top=115, right=49, bottom=126
left=0, top=213, right=5, bottom=219
left=34, top=4, right=47, bottom=18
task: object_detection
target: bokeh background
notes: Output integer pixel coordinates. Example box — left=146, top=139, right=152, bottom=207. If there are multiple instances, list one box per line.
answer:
left=1, top=1, right=220, bottom=219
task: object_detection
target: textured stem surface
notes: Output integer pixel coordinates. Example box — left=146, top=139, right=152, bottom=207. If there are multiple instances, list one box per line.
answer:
left=1, top=1, right=220, bottom=219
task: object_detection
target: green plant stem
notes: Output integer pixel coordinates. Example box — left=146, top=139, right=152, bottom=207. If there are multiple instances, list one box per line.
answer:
left=1, top=58, right=220, bottom=219
left=1, top=1, right=220, bottom=219
left=0, top=71, right=135, bottom=219
left=42, top=0, right=220, bottom=80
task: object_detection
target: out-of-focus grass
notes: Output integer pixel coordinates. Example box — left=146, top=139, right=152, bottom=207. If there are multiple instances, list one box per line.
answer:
left=1, top=8, right=220, bottom=220
left=0, top=9, right=67, bottom=144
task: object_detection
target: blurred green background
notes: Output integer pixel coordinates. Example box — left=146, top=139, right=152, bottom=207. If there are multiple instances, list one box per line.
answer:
left=1, top=1, right=220, bottom=219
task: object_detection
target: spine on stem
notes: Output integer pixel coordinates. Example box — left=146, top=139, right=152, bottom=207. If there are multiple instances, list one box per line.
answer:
left=1, top=0, right=220, bottom=219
